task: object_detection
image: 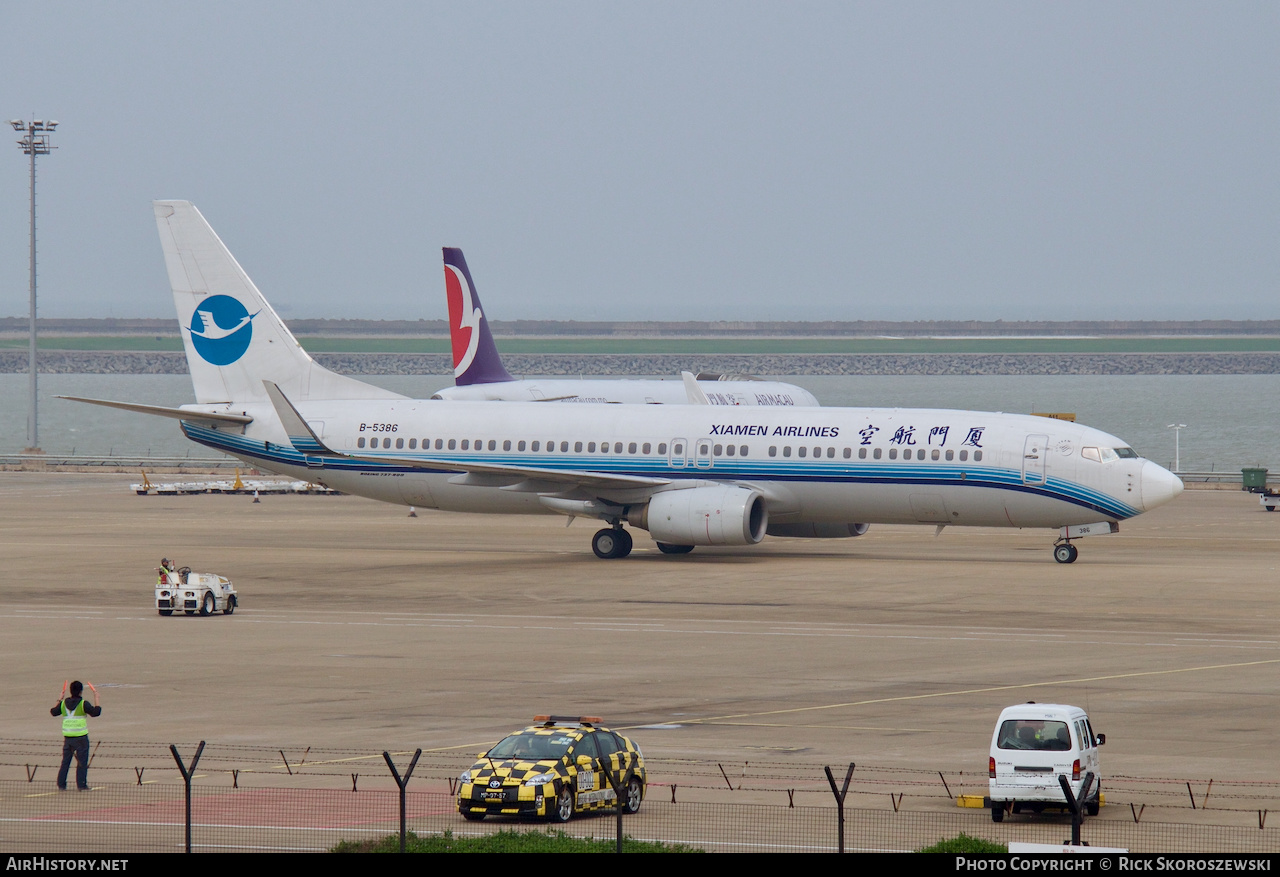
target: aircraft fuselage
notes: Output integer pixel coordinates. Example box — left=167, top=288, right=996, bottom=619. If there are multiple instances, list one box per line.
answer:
left=180, top=399, right=1179, bottom=531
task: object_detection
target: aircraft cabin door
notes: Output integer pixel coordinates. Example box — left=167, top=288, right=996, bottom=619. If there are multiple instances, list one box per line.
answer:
left=1023, top=434, right=1049, bottom=485
left=668, top=438, right=688, bottom=468
left=694, top=437, right=714, bottom=470
left=304, top=421, right=326, bottom=468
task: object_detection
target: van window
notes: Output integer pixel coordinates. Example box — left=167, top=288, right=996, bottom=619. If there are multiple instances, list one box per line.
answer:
left=996, top=720, right=1073, bottom=751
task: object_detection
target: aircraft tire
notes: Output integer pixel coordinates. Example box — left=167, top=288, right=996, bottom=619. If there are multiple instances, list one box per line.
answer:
left=1053, top=544, right=1078, bottom=564
left=656, top=543, right=694, bottom=555
left=199, top=593, right=214, bottom=616
left=592, top=528, right=632, bottom=559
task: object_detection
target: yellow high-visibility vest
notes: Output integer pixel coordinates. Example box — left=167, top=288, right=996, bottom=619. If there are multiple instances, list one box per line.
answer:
left=60, top=700, right=88, bottom=737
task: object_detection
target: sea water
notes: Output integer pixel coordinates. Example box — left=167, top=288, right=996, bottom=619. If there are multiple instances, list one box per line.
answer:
left=2, top=373, right=1276, bottom=473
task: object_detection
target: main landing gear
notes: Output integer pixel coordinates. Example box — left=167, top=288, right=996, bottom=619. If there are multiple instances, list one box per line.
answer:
left=592, top=526, right=633, bottom=559
left=1053, top=542, right=1079, bottom=564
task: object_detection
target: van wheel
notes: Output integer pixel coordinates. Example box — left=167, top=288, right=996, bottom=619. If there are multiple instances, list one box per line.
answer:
left=991, top=805, right=1004, bottom=823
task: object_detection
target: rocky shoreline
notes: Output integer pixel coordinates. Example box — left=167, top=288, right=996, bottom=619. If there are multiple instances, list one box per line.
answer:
left=5, top=350, right=1280, bottom=376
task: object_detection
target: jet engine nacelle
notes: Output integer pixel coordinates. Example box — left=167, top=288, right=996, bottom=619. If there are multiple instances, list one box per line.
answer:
left=766, top=522, right=870, bottom=538
left=630, top=485, right=768, bottom=546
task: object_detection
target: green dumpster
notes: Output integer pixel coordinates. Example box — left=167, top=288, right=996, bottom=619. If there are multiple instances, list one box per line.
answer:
left=1242, top=468, right=1268, bottom=492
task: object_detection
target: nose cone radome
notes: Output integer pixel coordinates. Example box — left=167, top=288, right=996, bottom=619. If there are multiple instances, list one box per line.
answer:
left=1141, top=460, right=1184, bottom=511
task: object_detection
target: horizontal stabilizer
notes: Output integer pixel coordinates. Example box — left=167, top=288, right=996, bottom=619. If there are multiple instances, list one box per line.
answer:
left=57, top=396, right=253, bottom=428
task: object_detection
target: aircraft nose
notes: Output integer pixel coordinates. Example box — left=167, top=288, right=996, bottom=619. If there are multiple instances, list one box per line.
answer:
left=1140, top=460, right=1184, bottom=511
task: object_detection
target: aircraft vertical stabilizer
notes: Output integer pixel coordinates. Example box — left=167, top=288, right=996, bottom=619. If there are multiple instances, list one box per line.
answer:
left=154, top=201, right=403, bottom=405
left=442, top=247, right=515, bottom=386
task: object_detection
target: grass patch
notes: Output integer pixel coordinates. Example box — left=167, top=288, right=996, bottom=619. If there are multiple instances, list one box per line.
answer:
left=917, top=833, right=1008, bottom=853
left=332, top=828, right=703, bottom=853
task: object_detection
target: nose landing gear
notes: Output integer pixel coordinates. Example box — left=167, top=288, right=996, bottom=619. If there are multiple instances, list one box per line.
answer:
left=1053, top=542, right=1079, bottom=564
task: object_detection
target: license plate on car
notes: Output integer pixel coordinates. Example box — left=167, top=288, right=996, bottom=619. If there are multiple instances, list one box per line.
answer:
left=483, top=790, right=504, bottom=800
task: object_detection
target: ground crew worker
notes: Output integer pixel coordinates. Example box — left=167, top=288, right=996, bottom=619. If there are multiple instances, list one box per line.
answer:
left=157, top=558, right=176, bottom=585
left=51, top=680, right=101, bottom=791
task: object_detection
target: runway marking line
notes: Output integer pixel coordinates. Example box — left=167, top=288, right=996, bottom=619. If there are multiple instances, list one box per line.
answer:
left=20, top=788, right=454, bottom=828
left=667, top=658, right=1280, bottom=727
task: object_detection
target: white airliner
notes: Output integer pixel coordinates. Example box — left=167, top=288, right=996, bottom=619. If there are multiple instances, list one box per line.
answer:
left=63, top=202, right=1183, bottom=562
left=430, top=247, right=821, bottom=407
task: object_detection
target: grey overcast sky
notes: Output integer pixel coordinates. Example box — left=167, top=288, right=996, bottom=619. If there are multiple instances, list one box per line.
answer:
left=3, top=2, right=1278, bottom=322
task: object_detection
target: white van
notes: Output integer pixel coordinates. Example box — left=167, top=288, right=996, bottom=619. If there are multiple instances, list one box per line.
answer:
left=988, top=703, right=1104, bottom=822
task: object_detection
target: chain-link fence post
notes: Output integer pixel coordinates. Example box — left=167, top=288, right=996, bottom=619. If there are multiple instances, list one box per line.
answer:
left=824, top=762, right=855, bottom=854
left=1059, top=772, right=1096, bottom=847
left=599, top=762, right=628, bottom=853
left=170, top=741, right=205, bottom=854
left=384, top=749, right=422, bottom=853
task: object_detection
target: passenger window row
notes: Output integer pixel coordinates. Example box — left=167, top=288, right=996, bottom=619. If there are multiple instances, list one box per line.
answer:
left=766, top=445, right=983, bottom=462
left=356, top=436, right=673, bottom=456
left=353, top=434, right=984, bottom=463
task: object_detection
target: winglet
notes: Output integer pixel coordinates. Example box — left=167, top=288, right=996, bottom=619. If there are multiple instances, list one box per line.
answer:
left=442, top=248, right=515, bottom=386
left=681, top=371, right=710, bottom=405
left=262, top=380, right=337, bottom=456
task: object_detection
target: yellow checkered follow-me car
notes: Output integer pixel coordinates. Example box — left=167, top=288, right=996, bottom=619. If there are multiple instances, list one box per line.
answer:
left=457, top=716, right=647, bottom=822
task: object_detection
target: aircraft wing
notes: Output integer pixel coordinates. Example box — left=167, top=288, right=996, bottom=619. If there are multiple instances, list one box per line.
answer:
left=57, top=396, right=253, bottom=428
left=261, top=381, right=670, bottom=492
left=363, top=453, right=670, bottom=491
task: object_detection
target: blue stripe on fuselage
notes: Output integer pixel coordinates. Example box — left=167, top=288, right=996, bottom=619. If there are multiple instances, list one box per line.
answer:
left=180, top=422, right=1140, bottom=520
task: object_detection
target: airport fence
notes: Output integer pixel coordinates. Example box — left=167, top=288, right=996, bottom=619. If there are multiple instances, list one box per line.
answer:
left=2, top=739, right=1279, bottom=853
left=4, top=779, right=1279, bottom=854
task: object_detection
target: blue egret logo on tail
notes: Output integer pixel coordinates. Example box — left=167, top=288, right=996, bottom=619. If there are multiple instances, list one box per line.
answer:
left=187, top=295, right=259, bottom=365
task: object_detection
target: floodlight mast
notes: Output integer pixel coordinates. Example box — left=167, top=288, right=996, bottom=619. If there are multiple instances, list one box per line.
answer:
left=11, top=117, right=57, bottom=452
left=1166, top=423, right=1186, bottom=473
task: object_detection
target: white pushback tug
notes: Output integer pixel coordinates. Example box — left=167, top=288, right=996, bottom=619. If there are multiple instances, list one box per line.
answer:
left=155, top=564, right=238, bottom=617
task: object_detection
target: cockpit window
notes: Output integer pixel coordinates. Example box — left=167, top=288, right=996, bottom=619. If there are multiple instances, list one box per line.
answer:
left=1082, top=447, right=1137, bottom=463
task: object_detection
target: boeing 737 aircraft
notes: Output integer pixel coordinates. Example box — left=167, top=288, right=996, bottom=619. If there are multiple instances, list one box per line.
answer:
left=63, top=202, right=1183, bottom=562
left=431, top=247, right=821, bottom=407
